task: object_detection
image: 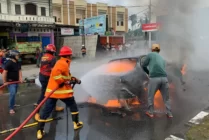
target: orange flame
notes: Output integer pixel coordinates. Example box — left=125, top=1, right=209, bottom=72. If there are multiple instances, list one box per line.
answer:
left=154, top=90, right=165, bottom=109
left=181, top=64, right=186, bottom=75
left=105, top=59, right=136, bottom=73
left=88, top=97, right=140, bottom=108
left=104, top=100, right=121, bottom=108
left=87, top=84, right=174, bottom=110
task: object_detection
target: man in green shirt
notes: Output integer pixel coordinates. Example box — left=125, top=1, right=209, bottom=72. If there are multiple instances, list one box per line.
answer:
left=142, top=44, right=173, bottom=118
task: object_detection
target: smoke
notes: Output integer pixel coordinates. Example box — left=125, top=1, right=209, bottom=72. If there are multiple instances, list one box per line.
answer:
left=155, top=0, right=209, bottom=70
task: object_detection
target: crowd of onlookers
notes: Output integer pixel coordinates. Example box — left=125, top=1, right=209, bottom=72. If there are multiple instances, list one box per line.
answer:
left=100, top=43, right=134, bottom=57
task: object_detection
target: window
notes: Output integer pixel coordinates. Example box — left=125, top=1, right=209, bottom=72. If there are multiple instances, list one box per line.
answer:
left=117, top=12, right=124, bottom=26
left=15, top=5, right=21, bottom=15
left=120, top=22, right=124, bottom=26
left=76, top=18, right=80, bottom=24
left=0, top=3, right=1, bottom=13
left=117, top=21, right=119, bottom=26
left=54, top=16, right=57, bottom=22
left=98, top=10, right=106, bottom=15
left=76, top=9, right=85, bottom=24
left=41, top=7, right=46, bottom=16
left=25, top=3, right=37, bottom=15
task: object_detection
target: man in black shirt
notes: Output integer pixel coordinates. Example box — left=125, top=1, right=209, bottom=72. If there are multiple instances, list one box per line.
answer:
left=2, top=50, right=22, bottom=114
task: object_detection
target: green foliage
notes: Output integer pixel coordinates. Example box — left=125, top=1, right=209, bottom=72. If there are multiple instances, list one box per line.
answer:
left=129, top=14, right=137, bottom=27
left=186, top=115, right=209, bottom=140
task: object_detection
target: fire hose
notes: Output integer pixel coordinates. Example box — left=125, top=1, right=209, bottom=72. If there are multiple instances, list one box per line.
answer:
left=5, top=78, right=80, bottom=140
left=0, top=117, right=62, bottom=135
left=0, top=78, right=35, bottom=90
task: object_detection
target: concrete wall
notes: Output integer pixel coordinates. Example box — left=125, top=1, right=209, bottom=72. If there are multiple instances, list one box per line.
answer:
left=62, top=0, right=68, bottom=25
left=62, top=35, right=98, bottom=58
left=0, top=0, right=8, bottom=14
left=53, top=5, right=62, bottom=23
left=97, top=2, right=108, bottom=14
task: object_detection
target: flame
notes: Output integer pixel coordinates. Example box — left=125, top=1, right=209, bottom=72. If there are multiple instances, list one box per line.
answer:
left=87, top=97, right=140, bottom=108
left=104, top=100, right=121, bottom=108
left=154, top=90, right=165, bottom=109
left=87, top=84, right=174, bottom=110
left=181, top=64, right=187, bottom=75
left=105, top=59, right=136, bottom=73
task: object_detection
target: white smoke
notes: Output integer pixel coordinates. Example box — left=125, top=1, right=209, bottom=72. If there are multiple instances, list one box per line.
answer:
left=155, top=0, right=209, bottom=70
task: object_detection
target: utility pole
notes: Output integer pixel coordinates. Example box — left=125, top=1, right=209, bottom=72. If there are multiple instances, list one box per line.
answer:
left=81, top=15, right=85, bottom=48
left=148, top=0, right=152, bottom=49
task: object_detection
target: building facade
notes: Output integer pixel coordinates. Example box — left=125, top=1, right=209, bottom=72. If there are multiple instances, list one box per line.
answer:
left=52, top=0, right=128, bottom=35
left=0, top=0, right=55, bottom=51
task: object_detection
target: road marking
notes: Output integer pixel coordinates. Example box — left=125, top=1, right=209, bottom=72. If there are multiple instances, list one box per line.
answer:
left=188, top=111, right=209, bottom=125
left=165, top=135, right=184, bottom=140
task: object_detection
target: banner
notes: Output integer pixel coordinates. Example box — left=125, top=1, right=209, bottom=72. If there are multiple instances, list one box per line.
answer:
left=79, top=15, right=107, bottom=35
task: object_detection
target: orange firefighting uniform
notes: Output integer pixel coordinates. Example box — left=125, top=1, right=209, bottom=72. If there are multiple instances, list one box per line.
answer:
left=37, top=57, right=82, bottom=138
left=45, top=57, right=74, bottom=98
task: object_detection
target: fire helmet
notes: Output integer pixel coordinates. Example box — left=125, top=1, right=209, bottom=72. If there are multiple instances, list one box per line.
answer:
left=151, top=44, right=160, bottom=51
left=45, top=44, right=56, bottom=53
left=59, top=46, right=73, bottom=56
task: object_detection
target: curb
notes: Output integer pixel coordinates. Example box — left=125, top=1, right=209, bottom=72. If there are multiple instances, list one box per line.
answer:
left=165, top=135, right=184, bottom=140
left=165, top=108, right=209, bottom=140
left=186, top=111, right=209, bottom=126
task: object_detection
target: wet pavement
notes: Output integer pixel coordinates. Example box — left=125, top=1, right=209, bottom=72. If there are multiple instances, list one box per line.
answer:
left=0, top=60, right=209, bottom=140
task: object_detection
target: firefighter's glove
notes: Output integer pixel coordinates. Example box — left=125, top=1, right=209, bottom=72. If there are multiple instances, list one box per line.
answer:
left=64, top=81, right=71, bottom=85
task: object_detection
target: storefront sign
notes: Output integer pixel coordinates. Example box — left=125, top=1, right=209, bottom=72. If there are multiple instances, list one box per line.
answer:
left=142, top=23, right=160, bottom=32
left=61, top=28, right=74, bottom=35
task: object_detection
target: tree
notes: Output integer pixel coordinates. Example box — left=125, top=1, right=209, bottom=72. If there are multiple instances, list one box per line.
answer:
left=129, top=14, right=137, bottom=30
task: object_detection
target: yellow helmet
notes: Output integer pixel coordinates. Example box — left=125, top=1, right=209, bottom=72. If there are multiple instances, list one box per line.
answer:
left=151, top=44, right=160, bottom=51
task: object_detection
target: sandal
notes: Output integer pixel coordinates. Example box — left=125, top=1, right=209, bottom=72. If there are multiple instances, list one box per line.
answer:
left=10, top=109, right=15, bottom=114
left=14, top=104, right=20, bottom=107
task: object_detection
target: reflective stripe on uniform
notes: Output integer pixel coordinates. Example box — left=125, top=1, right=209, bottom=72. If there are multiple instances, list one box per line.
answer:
left=53, top=74, right=71, bottom=80
left=46, top=89, right=73, bottom=94
left=71, top=112, right=79, bottom=115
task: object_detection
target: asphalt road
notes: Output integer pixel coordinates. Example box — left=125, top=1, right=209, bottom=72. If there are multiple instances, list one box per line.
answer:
left=0, top=58, right=209, bottom=140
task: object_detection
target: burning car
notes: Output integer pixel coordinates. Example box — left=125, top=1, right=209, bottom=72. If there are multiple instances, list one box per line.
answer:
left=82, top=55, right=185, bottom=110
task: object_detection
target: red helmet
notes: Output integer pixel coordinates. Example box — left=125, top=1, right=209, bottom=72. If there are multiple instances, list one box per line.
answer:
left=59, top=46, right=73, bottom=56
left=45, top=44, right=56, bottom=52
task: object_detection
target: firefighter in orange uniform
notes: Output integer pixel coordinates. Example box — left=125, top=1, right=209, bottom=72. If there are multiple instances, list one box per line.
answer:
left=37, top=46, right=83, bottom=139
left=34, top=44, right=64, bottom=121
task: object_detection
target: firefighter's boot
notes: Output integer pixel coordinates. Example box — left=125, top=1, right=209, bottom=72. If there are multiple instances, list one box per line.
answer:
left=55, top=106, right=64, bottom=112
left=72, top=113, right=83, bottom=130
left=37, top=122, right=46, bottom=139
left=35, top=113, right=41, bottom=121
left=37, top=129, right=45, bottom=140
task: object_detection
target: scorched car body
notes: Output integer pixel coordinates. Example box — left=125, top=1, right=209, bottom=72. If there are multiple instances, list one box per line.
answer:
left=81, top=55, right=183, bottom=105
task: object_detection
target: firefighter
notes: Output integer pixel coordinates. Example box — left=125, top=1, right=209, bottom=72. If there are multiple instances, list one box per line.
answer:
left=142, top=44, right=173, bottom=118
left=81, top=44, right=86, bottom=57
left=34, top=44, right=64, bottom=121
left=37, top=46, right=83, bottom=139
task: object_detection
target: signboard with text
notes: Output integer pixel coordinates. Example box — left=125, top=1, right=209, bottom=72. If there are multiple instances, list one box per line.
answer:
left=142, top=23, right=160, bottom=32
left=79, top=15, right=107, bottom=35
left=61, top=28, right=74, bottom=35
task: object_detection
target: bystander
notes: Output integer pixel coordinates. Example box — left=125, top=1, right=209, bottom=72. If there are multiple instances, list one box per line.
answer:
left=2, top=50, right=23, bottom=114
